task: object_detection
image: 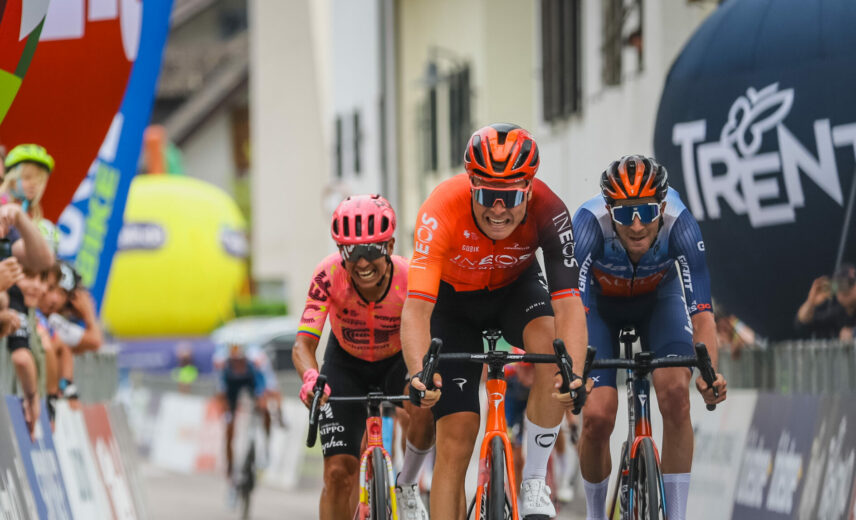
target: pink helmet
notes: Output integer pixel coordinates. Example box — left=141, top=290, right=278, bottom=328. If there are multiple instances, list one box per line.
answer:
left=330, top=194, right=396, bottom=245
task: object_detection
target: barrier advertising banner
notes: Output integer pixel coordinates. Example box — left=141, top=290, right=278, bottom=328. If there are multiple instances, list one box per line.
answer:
left=5, top=395, right=72, bottom=520
left=260, top=397, right=308, bottom=490
left=797, top=396, right=856, bottom=520
left=107, top=402, right=148, bottom=520
left=653, top=0, right=856, bottom=339
left=732, top=394, right=819, bottom=519
left=53, top=401, right=112, bottom=520
left=688, top=389, right=759, bottom=520
left=150, top=393, right=215, bottom=474
left=0, top=396, right=37, bottom=519
left=82, top=403, right=137, bottom=520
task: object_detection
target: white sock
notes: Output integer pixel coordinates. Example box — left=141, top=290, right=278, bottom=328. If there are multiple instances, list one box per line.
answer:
left=397, top=441, right=432, bottom=486
left=521, top=416, right=560, bottom=481
left=663, top=473, right=690, bottom=520
left=583, top=476, right=609, bottom=520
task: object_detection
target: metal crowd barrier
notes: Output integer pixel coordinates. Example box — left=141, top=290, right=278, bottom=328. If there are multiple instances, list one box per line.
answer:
left=718, top=339, right=856, bottom=394
left=0, top=351, right=119, bottom=402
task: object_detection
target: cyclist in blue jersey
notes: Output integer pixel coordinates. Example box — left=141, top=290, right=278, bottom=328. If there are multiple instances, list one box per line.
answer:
left=215, top=342, right=268, bottom=499
left=571, top=155, right=727, bottom=520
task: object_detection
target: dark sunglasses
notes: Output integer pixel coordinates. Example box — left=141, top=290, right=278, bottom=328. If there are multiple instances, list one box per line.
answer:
left=609, top=203, right=662, bottom=226
left=471, top=183, right=529, bottom=208
left=340, top=242, right=388, bottom=262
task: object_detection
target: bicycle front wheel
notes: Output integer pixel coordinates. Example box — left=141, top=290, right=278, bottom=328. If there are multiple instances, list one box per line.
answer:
left=487, top=436, right=507, bottom=520
left=370, top=448, right=390, bottom=520
left=631, top=438, right=665, bottom=520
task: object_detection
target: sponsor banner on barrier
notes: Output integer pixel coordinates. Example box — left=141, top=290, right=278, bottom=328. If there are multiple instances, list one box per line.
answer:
left=195, top=398, right=224, bottom=473
left=0, top=397, right=38, bottom=519
left=732, top=394, right=819, bottom=519
left=797, top=396, right=856, bottom=520
left=4, top=395, right=73, bottom=520
left=107, top=403, right=149, bottom=520
left=688, top=389, right=759, bottom=520
left=150, top=393, right=221, bottom=474
left=53, top=401, right=112, bottom=520
left=83, top=403, right=138, bottom=520
left=261, top=397, right=308, bottom=490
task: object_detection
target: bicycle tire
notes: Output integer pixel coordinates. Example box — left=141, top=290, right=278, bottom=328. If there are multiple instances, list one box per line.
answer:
left=631, top=438, right=664, bottom=520
left=487, top=436, right=507, bottom=520
left=239, top=441, right=255, bottom=520
left=370, top=448, right=389, bottom=520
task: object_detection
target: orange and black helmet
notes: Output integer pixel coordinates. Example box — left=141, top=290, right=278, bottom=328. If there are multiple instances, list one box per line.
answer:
left=600, top=155, right=669, bottom=205
left=464, top=123, right=540, bottom=183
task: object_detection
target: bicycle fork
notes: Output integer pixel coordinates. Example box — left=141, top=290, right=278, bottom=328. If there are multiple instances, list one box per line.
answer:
left=357, top=415, right=399, bottom=520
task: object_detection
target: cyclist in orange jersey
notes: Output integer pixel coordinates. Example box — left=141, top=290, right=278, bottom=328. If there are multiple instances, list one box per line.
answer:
left=403, top=123, right=589, bottom=519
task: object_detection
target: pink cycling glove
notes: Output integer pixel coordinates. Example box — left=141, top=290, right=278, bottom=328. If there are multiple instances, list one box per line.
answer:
left=299, top=368, right=331, bottom=402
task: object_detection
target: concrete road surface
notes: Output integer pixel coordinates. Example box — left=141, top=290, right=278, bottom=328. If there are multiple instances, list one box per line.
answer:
left=143, top=452, right=587, bottom=519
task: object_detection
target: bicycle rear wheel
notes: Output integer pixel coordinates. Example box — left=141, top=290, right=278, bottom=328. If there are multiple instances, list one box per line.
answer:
left=370, top=448, right=390, bottom=520
left=238, top=441, right=256, bottom=520
left=631, top=438, right=665, bottom=520
left=487, top=436, right=508, bottom=520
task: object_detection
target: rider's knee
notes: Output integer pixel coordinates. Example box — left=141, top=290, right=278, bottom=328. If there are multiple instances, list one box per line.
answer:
left=324, top=459, right=357, bottom=491
left=656, top=380, right=690, bottom=423
left=582, top=402, right=617, bottom=440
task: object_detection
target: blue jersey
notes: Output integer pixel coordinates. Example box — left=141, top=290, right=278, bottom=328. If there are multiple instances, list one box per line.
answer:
left=572, top=188, right=712, bottom=316
left=217, top=359, right=266, bottom=398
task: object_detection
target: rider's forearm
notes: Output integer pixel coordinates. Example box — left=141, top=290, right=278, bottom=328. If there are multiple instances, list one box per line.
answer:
left=692, top=311, right=719, bottom=370
left=11, top=212, right=54, bottom=271
left=554, top=296, right=588, bottom=377
left=11, top=348, right=38, bottom=398
left=401, top=298, right=434, bottom=376
left=291, top=335, right=320, bottom=376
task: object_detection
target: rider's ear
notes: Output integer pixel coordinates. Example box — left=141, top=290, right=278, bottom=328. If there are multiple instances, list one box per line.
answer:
left=386, top=238, right=395, bottom=257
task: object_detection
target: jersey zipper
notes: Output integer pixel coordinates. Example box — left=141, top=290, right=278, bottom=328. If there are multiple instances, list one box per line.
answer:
left=367, top=301, right=375, bottom=358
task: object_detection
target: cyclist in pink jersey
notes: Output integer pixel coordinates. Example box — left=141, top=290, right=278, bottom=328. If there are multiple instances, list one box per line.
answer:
left=293, top=194, right=433, bottom=520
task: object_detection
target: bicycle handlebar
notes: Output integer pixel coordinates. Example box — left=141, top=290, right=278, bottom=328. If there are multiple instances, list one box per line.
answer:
left=306, top=374, right=328, bottom=447
left=325, top=394, right=410, bottom=403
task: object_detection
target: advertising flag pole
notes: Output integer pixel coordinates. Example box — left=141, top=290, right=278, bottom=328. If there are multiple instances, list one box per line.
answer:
left=834, top=168, right=856, bottom=274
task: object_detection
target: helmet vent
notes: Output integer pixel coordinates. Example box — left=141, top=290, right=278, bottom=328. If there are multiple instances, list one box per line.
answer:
left=528, top=147, right=539, bottom=167
left=368, top=215, right=375, bottom=235
left=332, top=220, right=339, bottom=235
left=380, top=217, right=389, bottom=233
left=343, top=216, right=350, bottom=237
left=354, top=215, right=362, bottom=237
left=472, top=135, right=486, bottom=167
left=512, top=141, right=532, bottom=170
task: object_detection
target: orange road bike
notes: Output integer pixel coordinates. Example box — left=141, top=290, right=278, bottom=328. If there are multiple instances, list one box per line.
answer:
left=597, top=327, right=719, bottom=520
left=306, top=376, right=409, bottom=520
left=429, top=330, right=589, bottom=520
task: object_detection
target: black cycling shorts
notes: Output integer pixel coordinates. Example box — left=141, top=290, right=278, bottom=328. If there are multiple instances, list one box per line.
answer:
left=430, top=262, right=553, bottom=420
left=318, top=334, right=409, bottom=458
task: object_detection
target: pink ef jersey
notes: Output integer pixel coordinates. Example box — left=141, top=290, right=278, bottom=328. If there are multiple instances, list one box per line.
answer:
left=297, top=253, right=409, bottom=362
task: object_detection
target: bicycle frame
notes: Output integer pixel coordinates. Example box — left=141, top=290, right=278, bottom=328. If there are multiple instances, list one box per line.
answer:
left=356, top=395, right=399, bottom=520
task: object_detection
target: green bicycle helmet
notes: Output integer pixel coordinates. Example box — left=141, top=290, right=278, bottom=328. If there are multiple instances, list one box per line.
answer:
left=4, top=144, right=54, bottom=173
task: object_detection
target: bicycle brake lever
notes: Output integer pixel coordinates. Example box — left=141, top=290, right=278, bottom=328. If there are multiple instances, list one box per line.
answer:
left=552, top=338, right=575, bottom=397
left=306, top=374, right=328, bottom=447
left=419, top=338, right=443, bottom=393
left=694, top=343, right=718, bottom=411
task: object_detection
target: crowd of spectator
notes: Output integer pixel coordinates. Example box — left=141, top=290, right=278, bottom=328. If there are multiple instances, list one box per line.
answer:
left=0, top=143, right=102, bottom=439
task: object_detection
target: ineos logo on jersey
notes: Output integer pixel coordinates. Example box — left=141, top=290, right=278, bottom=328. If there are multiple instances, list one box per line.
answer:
left=672, top=82, right=855, bottom=228
left=535, top=433, right=557, bottom=448
left=450, top=252, right=534, bottom=270
left=552, top=211, right=579, bottom=268
left=411, top=213, right=439, bottom=271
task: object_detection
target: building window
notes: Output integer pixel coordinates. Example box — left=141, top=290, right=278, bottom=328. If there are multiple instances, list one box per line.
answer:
left=420, top=77, right=438, bottom=173
left=448, top=65, right=471, bottom=166
left=353, top=111, right=362, bottom=175
left=602, top=0, right=643, bottom=87
left=334, top=116, right=343, bottom=179
left=541, top=0, right=582, bottom=122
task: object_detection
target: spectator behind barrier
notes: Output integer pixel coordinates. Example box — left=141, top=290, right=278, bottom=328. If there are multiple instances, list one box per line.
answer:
left=796, top=263, right=856, bottom=341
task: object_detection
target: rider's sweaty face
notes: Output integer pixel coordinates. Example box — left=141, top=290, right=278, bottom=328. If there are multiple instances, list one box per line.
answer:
left=611, top=198, right=664, bottom=263
left=471, top=178, right=530, bottom=241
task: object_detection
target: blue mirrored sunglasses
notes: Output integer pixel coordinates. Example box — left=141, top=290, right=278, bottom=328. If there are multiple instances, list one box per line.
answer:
left=340, top=242, right=388, bottom=262
left=609, top=203, right=662, bottom=226
left=471, top=185, right=528, bottom=208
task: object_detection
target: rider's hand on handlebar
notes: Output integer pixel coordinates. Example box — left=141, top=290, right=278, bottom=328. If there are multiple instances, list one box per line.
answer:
left=695, top=372, right=727, bottom=406
left=299, top=369, right=331, bottom=408
left=408, top=373, right=443, bottom=408
left=552, top=373, right=593, bottom=409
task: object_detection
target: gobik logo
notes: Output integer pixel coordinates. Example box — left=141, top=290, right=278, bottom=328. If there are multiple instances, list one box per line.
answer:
left=671, top=82, right=855, bottom=228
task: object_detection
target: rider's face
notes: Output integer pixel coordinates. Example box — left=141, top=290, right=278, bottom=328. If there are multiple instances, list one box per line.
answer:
left=342, top=238, right=394, bottom=291
left=470, top=178, right=530, bottom=241
left=610, top=198, right=664, bottom=262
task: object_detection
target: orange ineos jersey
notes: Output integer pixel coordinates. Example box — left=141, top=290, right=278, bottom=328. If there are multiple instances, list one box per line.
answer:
left=407, top=174, right=580, bottom=302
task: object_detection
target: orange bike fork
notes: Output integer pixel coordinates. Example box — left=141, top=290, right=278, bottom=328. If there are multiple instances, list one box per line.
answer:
left=473, top=378, right=519, bottom=520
